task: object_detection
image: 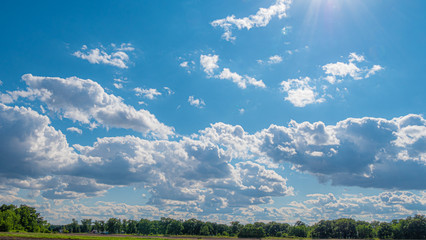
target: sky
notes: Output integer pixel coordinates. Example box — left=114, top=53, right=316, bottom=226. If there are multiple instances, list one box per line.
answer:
left=0, top=0, right=425, bottom=225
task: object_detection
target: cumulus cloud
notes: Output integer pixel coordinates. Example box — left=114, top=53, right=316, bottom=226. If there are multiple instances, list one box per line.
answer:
left=323, top=53, right=383, bottom=83
left=0, top=103, right=424, bottom=219
left=211, top=0, right=292, bottom=41
left=282, top=53, right=384, bottom=107
left=260, top=114, right=426, bottom=189
left=280, top=77, right=325, bottom=107
left=73, top=43, right=134, bottom=69
left=219, top=68, right=266, bottom=89
left=200, top=54, right=219, bottom=76
left=268, top=55, right=283, bottom=64
left=134, top=88, right=162, bottom=100
left=188, top=96, right=205, bottom=108
left=66, top=131, right=292, bottom=211
left=0, top=104, right=78, bottom=180
left=10, top=74, right=173, bottom=138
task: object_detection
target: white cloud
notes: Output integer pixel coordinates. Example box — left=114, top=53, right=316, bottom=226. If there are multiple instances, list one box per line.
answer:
left=260, top=114, right=426, bottom=189
left=0, top=103, right=424, bottom=220
left=282, top=26, right=291, bottom=35
left=365, top=65, right=384, bottom=78
left=0, top=104, right=78, bottom=179
left=323, top=61, right=361, bottom=80
left=268, top=55, right=283, bottom=64
left=323, top=53, right=383, bottom=83
left=134, top=88, right=162, bottom=100
left=164, top=87, right=174, bottom=95
left=349, top=52, right=365, bottom=63
left=113, top=83, right=123, bottom=89
left=211, top=0, right=292, bottom=41
left=200, top=54, right=219, bottom=76
left=258, top=55, right=283, bottom=65
left=73, top=43, right=134, bottom=69
left=188, top=96, right=205, bottom=108
left=219, top=68, right=266, bottom=89
left=14, top=74, right=174, bottom=138
left=67, top=127, right=82, bottom=134
left=180, top=61, right=188, bottom=68
left=280, top=77, right=325, bottom=107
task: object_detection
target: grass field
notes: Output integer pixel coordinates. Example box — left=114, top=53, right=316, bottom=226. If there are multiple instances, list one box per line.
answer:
left=0, top=233, right=312, bottom=240
left=0, top=232, right=165, bottom=240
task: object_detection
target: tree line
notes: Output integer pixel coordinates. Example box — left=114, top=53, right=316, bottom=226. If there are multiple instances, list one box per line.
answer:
left=56, top=215, right=425, bottom=239
left=1, top=204, right=425, bottom=239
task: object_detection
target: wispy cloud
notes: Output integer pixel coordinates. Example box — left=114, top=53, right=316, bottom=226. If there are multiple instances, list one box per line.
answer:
left=73, top=43, right=134, bottom=69
left=67, top=127, right=82, bottom=134
left=201, top=54, right=266, bottom=89
left=211, top=0, right=292, bottom=41
left=134, top=88, right=162, bottom=100
left=188, top=96, right=205, bottom=108
left=219, top=68, right=266, bottom=89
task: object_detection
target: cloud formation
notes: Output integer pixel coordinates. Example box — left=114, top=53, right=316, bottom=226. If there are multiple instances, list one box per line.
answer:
left=200, top=54, right=219, bottom=77
left=219, top=68, right=266, bottom=89
left=282, top=53, right=383, bottom=107
left=0, top=100, right=424, bottom=221
left=211, top=0, right=292, bottom=41
left=7, top=74, right=174, bottom=138
left=200, top=54, right=266, bottom=89
left=135, top=88, right=162, bottom=100
left=0, top=104, right=77, bottom=180
left=280, top=77, right=325, bottom=107
left=260, top=114, right=426, bottom=189
left=323, top=53, right=383, bottom=84
left=73, top=43, right=134, bottom=69
left=188, top=96, right=206, bottom=108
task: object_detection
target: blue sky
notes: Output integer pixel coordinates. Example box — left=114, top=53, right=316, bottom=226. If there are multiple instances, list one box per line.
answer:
left=0, top=0, right=425, bottom=224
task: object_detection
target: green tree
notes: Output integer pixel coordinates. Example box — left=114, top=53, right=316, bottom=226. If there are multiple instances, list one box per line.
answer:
left=356, top=224, right=374, bottom=239
left=334, top=218, right=356, bottom=239
left=166, top=220, right=183, bottom=235
left=230, top=221, right=243, bottom=236
left=377, top=222, right=393, bottom=239
left=0, top=210, right=20, bottom=232
left=80, top=219, right=92, bottom=233
left=200, top=225, right=211, bottom=236
left=106, top=218, right=121, bottom=234
left=93, top=220, right=105, bottom=233
left=289, top=221, right=308, bottom=238
left=311, top=220, right=334, bottom=238
left=238, top=224, right=265, bottom=238
left=137, top=219, right=152, bottom=235
left=405, top=215, right=426, bottom=239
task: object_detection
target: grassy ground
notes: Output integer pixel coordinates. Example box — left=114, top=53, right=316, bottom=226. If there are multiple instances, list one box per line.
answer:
left=0, top=232, right=166, bottom=240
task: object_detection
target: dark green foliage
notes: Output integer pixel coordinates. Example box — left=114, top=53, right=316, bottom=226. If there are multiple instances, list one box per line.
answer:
left=356, top=223, right=374, bottom=239
left=106, top=218, right=121, bottom=234
left=0, top=204, right=49, bottom=233
left=80, top=219, right=92, bottom=233
left=377, top=222, right=393, bottom=239
left=238, top=224, right=265, bottom=238
left=165, top=219, right=183, bottom=235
